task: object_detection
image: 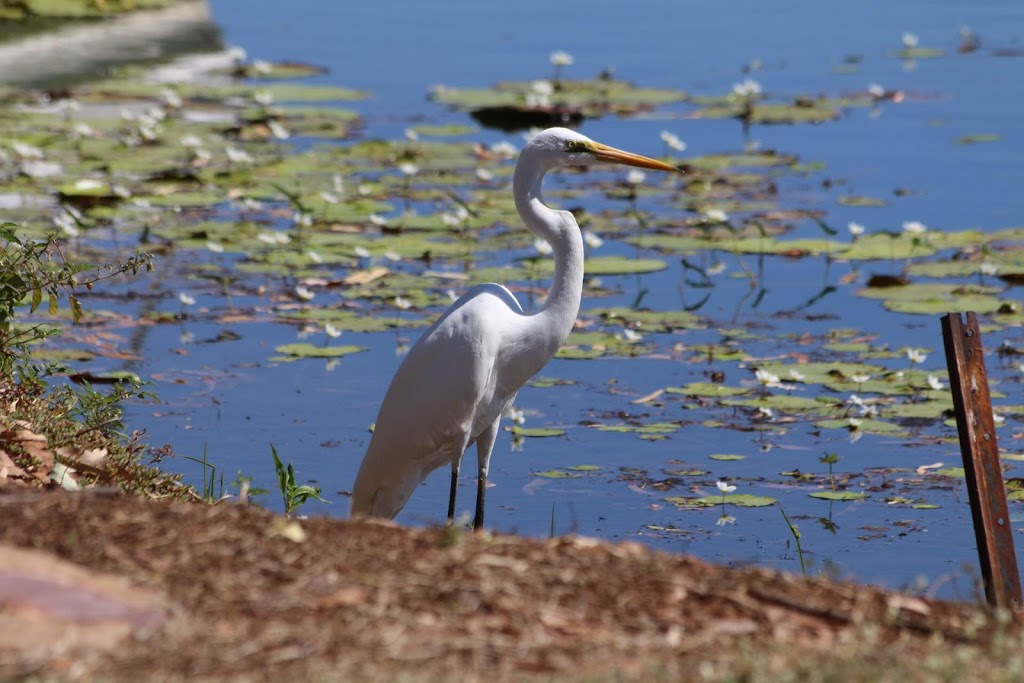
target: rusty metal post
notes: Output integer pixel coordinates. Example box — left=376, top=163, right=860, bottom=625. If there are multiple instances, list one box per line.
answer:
left=941, top=312, right=1022, bottom=608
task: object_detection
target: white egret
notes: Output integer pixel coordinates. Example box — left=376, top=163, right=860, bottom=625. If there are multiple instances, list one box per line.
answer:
left=351, top=127, right=680, bottom=529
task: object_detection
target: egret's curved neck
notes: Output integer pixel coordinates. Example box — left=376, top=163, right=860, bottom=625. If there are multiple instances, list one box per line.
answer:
left=513, top=157, right=584, bottom=353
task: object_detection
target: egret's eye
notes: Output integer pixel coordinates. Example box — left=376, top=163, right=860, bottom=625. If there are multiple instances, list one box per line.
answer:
left=564, top=140, right=587, bottom=153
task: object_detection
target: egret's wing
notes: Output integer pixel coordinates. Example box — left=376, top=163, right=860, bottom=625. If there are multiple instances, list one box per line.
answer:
left=351, top=284, right=523, bottom=517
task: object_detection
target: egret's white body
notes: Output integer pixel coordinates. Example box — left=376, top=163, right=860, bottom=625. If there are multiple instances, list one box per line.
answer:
left=351, top=127, right=678, bottom=528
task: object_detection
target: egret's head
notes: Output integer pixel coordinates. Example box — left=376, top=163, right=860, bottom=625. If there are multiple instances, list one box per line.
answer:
left=524, top=127, right=681, bottom=174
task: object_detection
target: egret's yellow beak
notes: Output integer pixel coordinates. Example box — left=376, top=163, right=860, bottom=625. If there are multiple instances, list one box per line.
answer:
left=585, top=141, right=683, bottom=174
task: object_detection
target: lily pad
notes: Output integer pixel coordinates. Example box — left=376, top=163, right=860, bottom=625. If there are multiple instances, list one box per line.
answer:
left=510, top=426, right=566, bottom=438
left=809, top=491, right=868, bottom=501
left=272, top=343, right=367, bottom=359
left=667, top=494, right=778, bottom=508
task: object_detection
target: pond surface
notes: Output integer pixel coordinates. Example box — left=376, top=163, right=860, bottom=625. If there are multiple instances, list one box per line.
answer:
left=10, top=0, right=1024, bottom=599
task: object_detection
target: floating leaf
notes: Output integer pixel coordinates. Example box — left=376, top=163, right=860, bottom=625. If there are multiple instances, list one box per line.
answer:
left=955, top=133, right=1000, bottom=145
left=510, top=426, right=565, bottom=438
left=532, top=470, right=581, bottom=479
left=809, top=491, right=867, bottom=501
left=709, top=454, right=746, bottom=461
left=668, top=494, right=777, bottom=508
left=272, top=343, right=367, bottom=359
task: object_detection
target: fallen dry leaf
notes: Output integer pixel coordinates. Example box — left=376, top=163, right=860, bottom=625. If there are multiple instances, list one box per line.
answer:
left=343, top=267, right=390, bottom=286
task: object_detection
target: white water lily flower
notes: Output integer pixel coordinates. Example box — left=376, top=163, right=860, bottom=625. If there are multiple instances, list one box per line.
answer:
left=394, top=296, right=412, bottom=310
left=901, top=32, right=919, bottom=48
left=252, top=59, right=272, bottom=75
left=206, top=242, right=224, bottom=254
left=789, top=370, right=805, bottom=382
left=72, top=122, right=95, bottom=138
left=319, top=191, right=340, bottom=204
left=704, top=208, right=729, bottom=223
left=404, top=128, right=419, bottom=142
left=475, top=168, right=494, bottom=182
left=732, top=78, right=762, bottom=97
left=994, top=414, right=1006, bottom=425
left=357, top=184, right=373, bottom=196
left=549, top=50, right=574, bottom=67
left=160, top=88, right=183, bottom=108
left=583, top=231, right=604, bottom=249
left=755, top=369, right=781, bottom=387
left=659, top=131, right=686, bottom=152
left=848, top=222, right=866, bottom=236
left=626, top=169, right=646, bottom=186
left=758, top=406, right=775, bottom=420
left=902, top=220, right=927, bottom=234
left=179, top=133, right=203, bottom=149
left=324, top=323, right=342, bottom=339
left=268, top=120, right=290, bottom=140
left=849, top=417, right=863, bottom=428
left=620, top=328, right=642, bottom=343
left=533, top=238, right=553, bottom=256
left=226, top=146, right=254, bottom=164
left=11, top=140, right=43, bottom=159
left=847, top=394, right=865, bottom=407
left=178, top=292, right=196, bottom=306
left=716, top=514, right=736, bottom=526
left=716, top=481, right=737, bottom=494
left=490, top=141, right=518, bottom=158
left=868, top=83, right=885, bottom=98
left=906, top=348, right=927, bottom=364
left=307, top=250, right=323, bottom=264
left=504, top=405, right=526, bottom=425
left=368, top=213, right=386, bottom=226
left=354, top=246, right=371, bottom=259
left=398, top=162, right=419, bottom=176
left=384, top=251, right=401, bottom=262
left=295, top=286, right=315, bottom=301
left=979, top=263, right=998, bottom=276
left=927, top=375, right=945, bottom=391
left=850, top=374, right=870, bottom=384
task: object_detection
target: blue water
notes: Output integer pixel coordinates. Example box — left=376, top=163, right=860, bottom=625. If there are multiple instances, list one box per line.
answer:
left=112, top=0, right=1024, bottom=598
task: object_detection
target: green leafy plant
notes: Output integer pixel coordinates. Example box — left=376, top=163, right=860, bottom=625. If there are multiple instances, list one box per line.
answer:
left=183, top=446, right=226, bottom=503
left=779, top=505, right=807, bottom=577
left=271, top=443, right=328, bottom=515
left=0, top=222, right=152, bottom=376
left=819, top=451, right=840, bottom=492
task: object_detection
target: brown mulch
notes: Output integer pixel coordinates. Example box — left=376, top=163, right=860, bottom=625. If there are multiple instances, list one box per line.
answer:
left=0, top=489, right=1019, bottom=682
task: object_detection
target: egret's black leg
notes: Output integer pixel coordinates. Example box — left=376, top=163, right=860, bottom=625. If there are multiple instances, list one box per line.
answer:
left=473, top=417, right=501, bottom=531
left=473, top=472, right=487, bottom=531
left=447, top=459, right=460, bottom=524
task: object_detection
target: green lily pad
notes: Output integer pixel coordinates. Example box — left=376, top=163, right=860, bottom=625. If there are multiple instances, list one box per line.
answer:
left=955, top=133, right=1000, bottom=145
left=272, top=343, right=367, bottom=359
left=809, top=491, right=868, bottom=501
left=667, top=494, right=777, bottom=508
left=532, top=470, right=581, bottom=479
left=664, top=468, right=710, bottom=476
left=665, top=383, right=751, bottom=398
left=566, top=464, right=601, bottom=472
left=510, top=426, right=566, bottom=438
left=709, top=454, right=746, bottom=461
left=534, top=256, right=667, bottom=276
left=594, top=422, right=680, bottom=435
left=838, top=195, right=887, bottom=207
